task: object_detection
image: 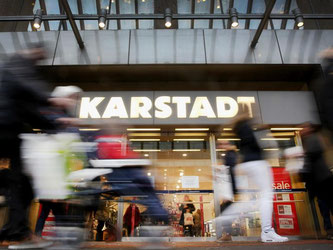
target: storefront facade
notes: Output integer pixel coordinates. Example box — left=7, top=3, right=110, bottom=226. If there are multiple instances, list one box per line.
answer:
left=0, top=0, right=333, bottom=243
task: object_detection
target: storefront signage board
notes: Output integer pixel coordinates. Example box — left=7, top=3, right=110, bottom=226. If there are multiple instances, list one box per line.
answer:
left=77, top=91, right=319, bottom=125
left=78, top=91, right=261, bottom=125
left=181, top=176, right=199, bottom=188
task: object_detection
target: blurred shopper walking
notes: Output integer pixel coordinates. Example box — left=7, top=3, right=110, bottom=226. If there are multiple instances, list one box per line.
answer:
left=299, top=123, right=333, bottom=211
left=217, top=110, right=288, bottom=243
left=0, top=44, right=58, bottom=248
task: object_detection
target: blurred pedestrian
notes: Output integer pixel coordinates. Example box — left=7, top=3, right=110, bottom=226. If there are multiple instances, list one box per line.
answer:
left=0, top=43, right=57, bottom=248
left=299, top=123, right=333, bottom=211
left=217, top=109, right=288, bottom=243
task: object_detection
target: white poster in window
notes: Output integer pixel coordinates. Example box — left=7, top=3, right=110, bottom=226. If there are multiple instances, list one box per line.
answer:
left=278, top=205, right=292, bottom=215
left=181, top=176, right=199, bottom=188
left=279, top=218, right=294, bottom=229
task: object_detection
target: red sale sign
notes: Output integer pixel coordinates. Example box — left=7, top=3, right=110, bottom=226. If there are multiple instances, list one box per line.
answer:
left=272, top=168, right=300, bottom=235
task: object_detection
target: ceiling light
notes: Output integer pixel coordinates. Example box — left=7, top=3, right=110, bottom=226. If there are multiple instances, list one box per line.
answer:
left=128, top=133, right=161, bottom=137
left=174, top=133, right=207, bottom=136
left=223, top=128, right=232, bottom=131
left=127, top=128, right=161, bottom=131
left=173, top=139, right=205, bottom=141
left=178, top=179, right=181, bottom=183
left=179, top=172, right=184, bottom=176
left=176, top=185, right=180, bottom=189
left=175, top=128, right=209, bottom=131
left=230, top=8, right=239, bottom=28
left=164, top=169, right=167, bottom=171
left=269, top=132, right=295, bottom=137
left=133, top=149, right=161, bottom=152
left=261, top=138, right=291, bottom=141
left=129, top=139, right=160, bottom=141
left=144, top=154, right=149, bottom=157
left=172, top=149, right=201, bottom=152
left=293, top=8, right=304, bottom=28
left=164, top=8, right=172, bottom=28
left=98, top=8, right=107, bottom=29
left=263, top=148, right=279, bottom=151
left=198, top=169, right=201, bottom=172
left=270, top=128, right=303, bottom=131
left=33, top=9, right=43, bottom=29
left=221, top=153, right=226, bottom=156
left=182, top=153, right=187, bottom=157
left=147, top=172, right=151, bottom=176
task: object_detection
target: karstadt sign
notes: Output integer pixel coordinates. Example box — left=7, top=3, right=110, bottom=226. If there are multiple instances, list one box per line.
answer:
left=77, top=91, right=260, bottom=125
left=77, top=91, right=319, bottom=125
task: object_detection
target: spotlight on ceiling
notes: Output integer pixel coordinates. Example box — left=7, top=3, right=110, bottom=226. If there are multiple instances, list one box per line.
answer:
left=33, top=9, right=43, bottom=29
left=292, top=8, right=304, bottom=28
left=99, top=8, right=107, bottom=29
left=164, top=8, right=172, bottom=28
left=230, top=8, right=239, bottom=28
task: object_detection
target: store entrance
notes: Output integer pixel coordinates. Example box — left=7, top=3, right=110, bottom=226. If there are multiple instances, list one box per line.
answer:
left=118, top=127, right=216, bottom=240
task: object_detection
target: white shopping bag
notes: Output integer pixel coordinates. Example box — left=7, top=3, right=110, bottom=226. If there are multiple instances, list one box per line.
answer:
left=284, top=146, right=304, bottom=174
left=21, top=133, right=82, bottom=200
left=184, top=213, right=194, bottom=226
left=213, top=165, right=233, bottom=201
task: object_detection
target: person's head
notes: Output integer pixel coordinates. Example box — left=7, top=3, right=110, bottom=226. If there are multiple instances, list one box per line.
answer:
left=184, top=195, right=190, bottom=201
left=186, top=208, right=190, bottom=213
left=196, top=209, right=201, bottom=214
left=51, top=85, right=83, bottom=109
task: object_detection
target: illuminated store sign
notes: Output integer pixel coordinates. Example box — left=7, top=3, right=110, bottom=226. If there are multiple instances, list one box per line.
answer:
left=79, top=96, right=255, bottom=119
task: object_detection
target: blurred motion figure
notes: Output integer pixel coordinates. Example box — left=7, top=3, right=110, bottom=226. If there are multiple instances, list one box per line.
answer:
left=0, top=43, right=57, bottom=248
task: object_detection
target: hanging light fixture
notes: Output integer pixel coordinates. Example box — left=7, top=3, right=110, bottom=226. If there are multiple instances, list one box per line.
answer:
left=98, top=8, right=107, bottom=29
left=230, top=8, right=239, bottom=28
left=164, top=8, right=172, bottom=28
left=33, top=9, right=43, bottom=29
left=292, top=8, right=304, bottom=28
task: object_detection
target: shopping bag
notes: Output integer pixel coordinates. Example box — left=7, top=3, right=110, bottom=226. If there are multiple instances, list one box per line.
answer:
left=184, top=213, right=194, bottom=226
left=21, top=133, right=84, bottom=200
left=213, top=165, right=233, bottom=201
left=284, top=146, right=304, bottom=174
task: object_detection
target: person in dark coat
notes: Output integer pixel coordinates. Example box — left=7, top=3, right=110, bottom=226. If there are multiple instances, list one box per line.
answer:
left=300, top=123, right=333, bottom=211
left=0, top=44, right=58, bottom=246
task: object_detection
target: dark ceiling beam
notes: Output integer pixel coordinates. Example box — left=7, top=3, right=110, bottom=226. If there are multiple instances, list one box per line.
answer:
left=191, top=0, right=195, bottom=29
left=227, top=0, right=234, bottom=29
left=134, top=0, right=139, bottom=29
left=115, top=0, right=120, bottom=30
left=58, top=0, right=68, bottom=30
left=106, top=0, right=112, bottom=29
left=209, top=0, right=215, bottom=29
left=250, top=0, right=276, bottom=48
left=39, top=0, right=50, bottom=31
left=60, top=0, right=84, bottom=49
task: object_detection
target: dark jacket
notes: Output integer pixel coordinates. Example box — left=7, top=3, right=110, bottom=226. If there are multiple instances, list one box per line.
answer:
left=234, top=119, right=262, bottom=162
left=0, top=54, right=55, bottom=138
left=320, top=58, right=333, bottom=133
left=302, top=133, right=333, bottom=197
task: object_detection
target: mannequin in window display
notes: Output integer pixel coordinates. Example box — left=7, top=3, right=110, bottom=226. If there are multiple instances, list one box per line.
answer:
left=179, top=195, right=195, bottom=236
